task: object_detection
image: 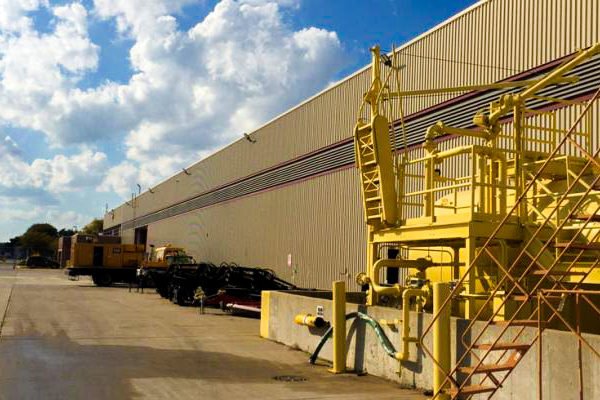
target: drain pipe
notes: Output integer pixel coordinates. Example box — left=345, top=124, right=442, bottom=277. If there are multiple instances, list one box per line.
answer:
left=360, top=258, right=432, bottom=361
left=294, top=313, right=327, bottom=328
left=398, top=286, right=429, bottom=361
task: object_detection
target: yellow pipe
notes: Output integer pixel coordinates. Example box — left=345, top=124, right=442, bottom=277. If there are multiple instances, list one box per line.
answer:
left=398, top=287, right=429, bottom=361
left=368, top=258, right=433, bottom=298
left=488, top=43, right=600, bottom=128
left=379, top=319, right=402, bottom=325
left=433, top=283, right=451, bottom=400
left=294, top=313, right=326, bottom=328
left=330, top=280, right=346, bottom=374
left=368, top=45, right=381, bottom=118
left=385, top=76, right=578, bottom=98
left=425, top=122, right=492, bottom=154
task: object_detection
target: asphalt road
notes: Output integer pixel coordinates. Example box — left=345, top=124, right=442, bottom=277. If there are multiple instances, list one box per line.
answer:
left=0, top=263, right=425, bottom=400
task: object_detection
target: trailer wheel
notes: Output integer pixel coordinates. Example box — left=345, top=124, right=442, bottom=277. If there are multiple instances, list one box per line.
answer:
left=92, top=272, right=113, bottom=287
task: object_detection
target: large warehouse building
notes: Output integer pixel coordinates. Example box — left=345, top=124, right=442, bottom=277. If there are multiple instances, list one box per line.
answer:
left=103, top=0, right=600, bottom=290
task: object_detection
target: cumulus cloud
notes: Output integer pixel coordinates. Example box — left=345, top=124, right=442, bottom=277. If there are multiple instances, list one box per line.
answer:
left=45, top=209, right=93, bottom=230
left=0, top=2, right=99, bottom=142
left=0, top=0, right=48, bottom=33
left=0, top=135, right=108, bottom=194
left=96, top=161, right=139, bottom=198
left=0, top=133, right=105, bottom=239
left=0, top=0, right=345, bottom=205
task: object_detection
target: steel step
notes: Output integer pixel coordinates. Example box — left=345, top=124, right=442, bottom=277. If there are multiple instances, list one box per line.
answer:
left=473, top=342, right=530, bottom=351
left=513, top=294, right=562, bottom=302
left=553, top=242, right=600, bottom=250
left=458, top=360, right=516, bottom=374
left=529, top=269, right=587, bottom=276
left=491, top=319, right=547, bottom=327
left=569, top=212, right=600, bottom=222
left=446, top=384, right=496, bottom=396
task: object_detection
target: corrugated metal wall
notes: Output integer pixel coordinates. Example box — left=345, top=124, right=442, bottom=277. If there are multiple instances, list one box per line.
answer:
left=105, top=0, right=600, bottom=289
left=145, top=167, right=366, bottom=289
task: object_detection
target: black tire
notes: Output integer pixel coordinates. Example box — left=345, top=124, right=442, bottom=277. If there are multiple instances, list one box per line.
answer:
left=92, top=272, right=113, bottom=287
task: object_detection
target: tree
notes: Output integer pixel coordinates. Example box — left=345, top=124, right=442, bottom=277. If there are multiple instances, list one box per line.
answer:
left=58, top=228, right=77, bottom=237
left=19, top=223, right=58, bottom=255
left=81, top=219, right=104, bottom=235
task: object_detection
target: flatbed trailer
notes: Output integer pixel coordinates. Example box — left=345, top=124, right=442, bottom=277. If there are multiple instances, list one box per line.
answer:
left=149, top=262, right=297, bottom=307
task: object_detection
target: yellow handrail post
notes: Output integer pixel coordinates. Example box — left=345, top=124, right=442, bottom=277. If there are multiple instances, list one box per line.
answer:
left=330, top=280, right=346, bottom=373
left=433, top=283, right=451, bottom=400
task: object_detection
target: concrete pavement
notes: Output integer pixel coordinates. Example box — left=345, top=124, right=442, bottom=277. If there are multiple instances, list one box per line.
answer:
left=0, top=263, right=426, bottom=400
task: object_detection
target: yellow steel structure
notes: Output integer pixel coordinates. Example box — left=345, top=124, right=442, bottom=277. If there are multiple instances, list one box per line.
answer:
left=353, top=42, right=600, bottom=398
left=330, top=280, right=346, bottom=374
left=260, top=291, right=271, bottom=339
left=432, top=283, right=451, bottom=400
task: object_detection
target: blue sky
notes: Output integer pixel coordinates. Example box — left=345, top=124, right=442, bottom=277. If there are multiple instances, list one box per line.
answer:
left=0, top=0, right=477, bottom=241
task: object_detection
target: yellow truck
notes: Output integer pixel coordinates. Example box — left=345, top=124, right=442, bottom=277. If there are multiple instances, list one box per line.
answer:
left=137, top=245, right=196, bottom=294
left=141, top=245, right=193, bottom=269
left=66, top=234, right=145, bottom=286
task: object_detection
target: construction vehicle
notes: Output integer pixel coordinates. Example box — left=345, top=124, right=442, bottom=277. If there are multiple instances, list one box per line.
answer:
left=345, top=43, right=600, bottom=398
left=136, top=245, right=197, bottom=291
left=66, top=234, right=145, bottom=286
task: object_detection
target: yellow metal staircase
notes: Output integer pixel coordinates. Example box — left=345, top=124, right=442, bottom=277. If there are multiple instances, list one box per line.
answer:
left=422, top=88, right=600, bottom=399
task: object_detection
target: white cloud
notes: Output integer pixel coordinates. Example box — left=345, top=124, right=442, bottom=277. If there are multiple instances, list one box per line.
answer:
left=0, top=136, right=108, bottom=194
left=0, top=198, right=92, bottom=239
left=0, top=202, right=42, bottom=222
left=0, top=0, right=48, bottom=33
left=96, top=161, right=139, bottom=198
left=30, top=149, right=108, bottom=193
left=92, top=0, right=195, bottom=36
left=0, top=0, right=346, bottom=200
left=45, top=209, right=92, bottom=230
left=0, top=2, right=99, bottom=142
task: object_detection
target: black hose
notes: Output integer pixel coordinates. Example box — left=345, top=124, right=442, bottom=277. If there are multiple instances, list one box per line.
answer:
left=309, top=311, right=398, bottom=364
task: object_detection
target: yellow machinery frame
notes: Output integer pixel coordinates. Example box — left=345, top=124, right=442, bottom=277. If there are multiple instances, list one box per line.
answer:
left=352, top=43, right=600, bottom=398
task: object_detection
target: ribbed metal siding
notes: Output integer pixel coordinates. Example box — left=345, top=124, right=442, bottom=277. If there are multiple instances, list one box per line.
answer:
left=145, top=168, right=366, bottom=289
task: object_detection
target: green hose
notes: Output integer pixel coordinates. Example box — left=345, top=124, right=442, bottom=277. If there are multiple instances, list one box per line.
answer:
left=309, top=311, right=397, bottom=364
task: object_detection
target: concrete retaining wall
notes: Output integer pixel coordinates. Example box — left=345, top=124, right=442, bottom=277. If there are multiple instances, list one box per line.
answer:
left=262, top=291, right=600, bottom=399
